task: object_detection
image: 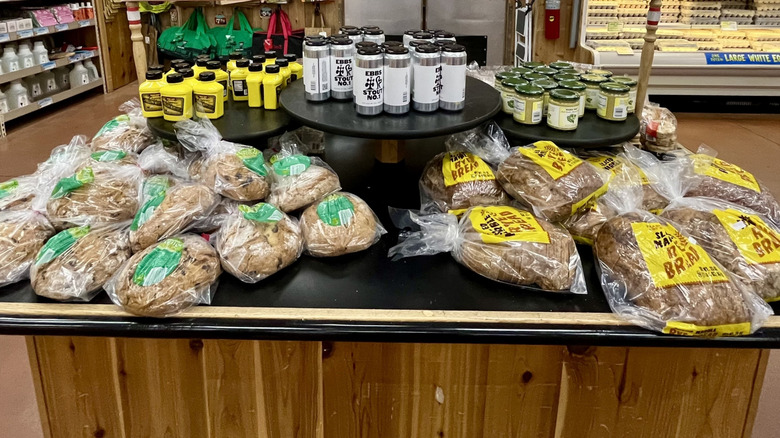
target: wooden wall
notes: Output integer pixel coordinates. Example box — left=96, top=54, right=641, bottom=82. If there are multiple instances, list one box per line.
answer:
left=27, top=337, right=767, bottom=438
left=95, top=0, right=137, bottom=92
left=530, top=0, right=593, bottom=64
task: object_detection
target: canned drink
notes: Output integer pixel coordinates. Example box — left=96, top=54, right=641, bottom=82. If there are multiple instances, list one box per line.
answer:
left=403, top=29, right=423, bottom=47
left=355, top=41, right=378, bottom=52
left=339, top=25, right=358, bottom=34
left=408, top=39, right=429, bottom=99
left=383, top=46, right=411, bottom=114
left=341, top=27, right=363, bottom=44
left=354, top=47, right=384, bottom=116
left=330, top=37, right=355, bottom=100
left=412, top=44, right=441, bottom=112
left=439, top=44, right=467, bottom=111
left=303, top=36, right=330, bottom=101
left=363, top=28, right=385, bottom=45
left=381, top=41, right=404, bottom=52
left=413, top=32, right=434, bottom=43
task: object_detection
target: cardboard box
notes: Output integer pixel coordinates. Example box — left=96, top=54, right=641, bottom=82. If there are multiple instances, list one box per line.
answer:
left=0, top=22, right=8, bottom=33
left=17, top=18, right=33, bottom=31
left=4, top=20, right=18, bottom=33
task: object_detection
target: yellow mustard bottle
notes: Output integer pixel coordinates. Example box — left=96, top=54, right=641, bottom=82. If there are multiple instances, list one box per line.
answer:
left=193, top=72, right=224, bottom=119
left=252, top=54, right=266, bottom=68
left=262, top=64, right=283, bottom=110
left=283, top=54, right=303, bottom=82
left=263, top=50, right=277, bottom=70
left=247, top=62, right=265, bottom=108
left=275, top=59, right=292, bottom=89
left=160, top=73, right=193, bottom=122
left=177, top=67, right=197, bottom=90
left=139, top=70, right=164, bottom=118
left=192, top=58, right=208, bottom=77
left=165, top=59, right=187, bottom=78
left=206, top=60, right=229, bottom=102
left=231, top=59, right=250, bottom=102
left=226, top=51, right=243, bottom=92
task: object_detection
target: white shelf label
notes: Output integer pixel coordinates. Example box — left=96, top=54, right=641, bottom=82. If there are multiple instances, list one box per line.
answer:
left=41, top=61, right=56, bottom=71
left=0, top=33, right=8, bottom=43
left=78, top=20, right=91, bottom=28
left=720, top=21, right=738, bottom=31
left=38, top=97, right=53, bottom=108
left=34, top=27, right=49, bottom=36
left=17, top=30, right=33, bottom=38
left=54, top=23, right=69, bottom=32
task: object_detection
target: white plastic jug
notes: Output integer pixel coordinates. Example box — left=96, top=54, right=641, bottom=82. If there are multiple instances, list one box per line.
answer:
left=54, top=66, right=70, bottom=90
left=1, top=47, right=20, bottom=73
left=84, top=59, right=99, bottom=81
left=6, top=81, right=30, bottom=110
left=0, top=89, right=8, bottom=114
left=40, top=70, right=58, bottom=96
left=32, top=41, right=49, bottom=65
left=69, top=61, right=90, bottom=87
left=24, top=75, right=43, bottom=101
left=17, top=42, right=34, bottom=69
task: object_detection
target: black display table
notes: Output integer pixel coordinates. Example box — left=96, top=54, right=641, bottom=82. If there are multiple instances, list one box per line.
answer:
left=147, top=98, right=292, bottom=146
left=495, top=112, right=640, bottom=148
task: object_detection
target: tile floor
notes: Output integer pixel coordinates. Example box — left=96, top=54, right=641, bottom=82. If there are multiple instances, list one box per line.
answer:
left=1, top=85, right=780, bottom=437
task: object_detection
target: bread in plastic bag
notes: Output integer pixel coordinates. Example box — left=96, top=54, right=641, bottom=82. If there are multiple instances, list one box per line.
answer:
left=639, top=102, right=678, bottom=153
left=105, top=234, right=221, bottom=317
left=137, top=140, right=201, bottom=180
left=0, top=175, right=39, bottom=212
left=129, top=176, right=220, bottom=252
left=215, top=202, right=303, bottom=282
left=31, top=222, right=132, bottom=301
left=496, top=141, right=609, bottom=223
left=594, top=183, right=771, bottom=336
left=420, top=123, right=510, bottom=214
left=266, top=132, right=341, bottom=212
left=0, top=210, right=54, bottom=287
left=175, top=118, right=271, bottom=201
left=389, top=205, right=587, bottom=293
left=35, top=135, right=92, bottom=182
left=91, top=99, right=156, bottom=153
left=300, top=192, right=385, bottom=257
left=88, top=149, right=139, bottom=168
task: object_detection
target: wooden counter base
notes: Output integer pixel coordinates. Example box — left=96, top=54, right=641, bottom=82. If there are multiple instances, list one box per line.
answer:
left=27, top=336, right=767, bottom=438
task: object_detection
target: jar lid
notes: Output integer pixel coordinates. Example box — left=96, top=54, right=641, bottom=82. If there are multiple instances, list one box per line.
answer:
left=304, top=37, right=328, bottom=46
left=356, top=41, right=378, bottom=49
left=533, top=66, right=559, bottom=76
left=248, top=63, right=263, bottom=72
left=196, top=59, right=208, bottom=67
left=198, top=71, right=216, bottom=81
left=442, top=44, right=466, bottom=52
left=172, top=62, right=190, bottom=70
left=611, top=76, right=637, bottom=86
left=553, top=73, right=580, bottom=82
left=265, top=64, right=280, bottom=74
left=365, top=28, right=384, bottom=35
left=580, top=73, right=608, bottom=84
left=413, top=32, right=434, bottom=39
left=330, top=36, right=354, bottom=45
left=166, top=73, right=183, bottom=84
left=146, top=70, right=163, bottom=80
left=405, top=29, right=423, bottom=35
left=549, top=61, right=572, bottom=70
left=558, top=80, right=586, bottom=91
left=435, top=31, right=455, bottom=38
left=515, top=83, right=544, bottom=96
left=385, top=46, right=410, bottom=55
left=523, top=61, right=545, bottom=69
left=206, top=60, right=222, bottom=70
left=522, top=72, right=548, bottom=82
left=358, top=46, right=382, bottom=55
left=495, top=71, right=516, bottom=81
left=236, top=59, right=250, bottom=68
left=502, top=77, right=528, bottom=88
left=276, top=59, right=289, bottom=67
left=176, top=67, right=194, bottom=78
left=532, top=79, right=558, bottom=90
left=229, top=52, right=242, bottom=60
left=416, top=44, right=439, bottom=53
left=599, top=82, right=630, bottom=93
left=509, top=67, right=532, bottom=76
left=550, top=88, right=580, bottom=101
left=588, top=68, right=613, bottom=77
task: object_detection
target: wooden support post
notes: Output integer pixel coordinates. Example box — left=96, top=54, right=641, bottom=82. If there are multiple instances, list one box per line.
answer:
left=635, top=0, right=661, bottom=115
left=375, top=139, right=406, bottom=163
left=126, top=1, right=147, bottom=80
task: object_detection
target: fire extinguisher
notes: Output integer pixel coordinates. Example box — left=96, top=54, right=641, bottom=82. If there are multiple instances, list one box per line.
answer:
left=545, top=0, right=561, bottom=39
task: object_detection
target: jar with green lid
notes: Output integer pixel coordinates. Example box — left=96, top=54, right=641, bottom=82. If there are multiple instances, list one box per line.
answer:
left=553, top=73, right=580, bottom=82
left=580, top=74, right=609, bottom=110
left=523, top=72, right=548, bottom=82
left=547, top=89, right=580, bottom=131
left=534, top=66, right=559, bottom=77
left=558, top=80, right=586, bottom=118
left=523, top=61, right=546, bottom=69
left=513, top=84, right=544, bottom=125
left=500, top=77, right=529, bottom=114
left=597, top=82, right=630, bottom=122
left=509, top=66, right=532, bottom=76
left=549, top=61, right=572, bottom=70
left=531, top=78, right=557, bottom=115
left=587, top=68, right=613, bottom=78
left=494, top=71, right=516, bottom=92
left=610, top=76, right=637, bottom=113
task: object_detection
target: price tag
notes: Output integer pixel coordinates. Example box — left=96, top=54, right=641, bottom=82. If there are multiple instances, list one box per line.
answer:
left=34, top=27, right=49, bottom=36
left=721, top=21, right=738, bottom=31
left=17, top=30, right=33, bottom=38
left=38, top=97, right=53, bottom=108
left=41, top=61, right=56, bottom=71
left=0, top=33, right=9, bottom=43
left=616, top=47, right=634, bottom=55
left=54, top=23, right=69, bottom=32
left=607, top=21, right=623, bottom=32
left=78, top=20, right=91, bottom=28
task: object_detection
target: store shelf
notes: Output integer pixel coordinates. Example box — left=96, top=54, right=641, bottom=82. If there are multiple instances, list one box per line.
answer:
left=1, top=80, right=102, bottom=123
left=0, top=19, right=94, bottom=44
left=0, top=51, right=99, bottom=85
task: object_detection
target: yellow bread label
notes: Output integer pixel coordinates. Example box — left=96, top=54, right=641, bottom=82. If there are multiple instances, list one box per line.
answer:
left=469, top=206, right=550, bottom=244
left=442, top=152, right=495, bottom=187
left=632, top=222, right=729, bottom=289
left=519, top=141, right=582, bottom=180
left=713, top=208, right=780, bottom=265
left=663, top=321, right=751, bottom=337
left=587, top=155, right=650, bottom=185
left=692, top=154, right=760, bottom=193
left=571, top=181, right=610, bottom=216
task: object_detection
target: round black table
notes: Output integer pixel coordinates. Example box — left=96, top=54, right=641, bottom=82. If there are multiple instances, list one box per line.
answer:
left=495, top=112, right=640, bottom=148
left=147, top=98, right=292, bottom=146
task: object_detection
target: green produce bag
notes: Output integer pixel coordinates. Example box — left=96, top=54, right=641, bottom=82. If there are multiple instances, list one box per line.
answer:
left=210, top=10, right=258, bottom=58
left=157, top=8, right=216, bottom=60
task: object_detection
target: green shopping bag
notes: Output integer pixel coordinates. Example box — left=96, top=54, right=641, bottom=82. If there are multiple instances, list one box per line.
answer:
left=210, top=10, right=258, bottom=58
left=158, top=8, right=216, bottom=60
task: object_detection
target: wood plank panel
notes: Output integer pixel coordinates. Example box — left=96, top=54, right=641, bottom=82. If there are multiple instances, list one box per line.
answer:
left=532, top=0, right=592, bottom=64
left=95, top=0, right=136, bottom=90
left=203, top=340, right=260, bottom=438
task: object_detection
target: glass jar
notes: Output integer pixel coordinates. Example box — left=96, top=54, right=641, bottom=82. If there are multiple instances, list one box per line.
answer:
left=597, top=82, right=630, bottom=121
left=580, top=74, right=608, bottom=110
left=509, top=66, right=532, bottom=77
left=554, top=73, right=580, bottom=82
left=531, top=78, right=557, bottom=115
left=523, top=61, right=545, bottom=69
left=522, top=72, right=548, bottom=83
left=513, top=84, right=544, bottom=125
left=547, top=89, right=580, bottom=131
left=610, top=76, right=638, bottom=113
left=500, top=77, right=529, bottom=114
left=534, top=66, right=559, bottom=77
left=587, top=68, right=613, bottom=78
left=549, top=61, right=572, bottom=70
left=494, top=71, right=516, bottom=92
left=557, top=80, right=586, bottom=118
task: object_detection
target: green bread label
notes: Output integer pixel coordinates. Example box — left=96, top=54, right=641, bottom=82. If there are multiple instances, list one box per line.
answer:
left=132, top=238, right=184, bottom=286
left=236, top=148, right=267, bottom=176
left=35, top=226, right=90, bottom=266
left=316, top=194, right=355, bottom=227
left=0, top=180, right=19, bottom=199
left=91, top=150, right=128, bottom=162
left=51, top=167, right=94, bottom=199
left=94, top=115, right=130, bottom=138
left=239, top=203, right=283, bottom=223
left=272, top=155, right=311, bottom=176
left=131, top=176, right=170, bottom=231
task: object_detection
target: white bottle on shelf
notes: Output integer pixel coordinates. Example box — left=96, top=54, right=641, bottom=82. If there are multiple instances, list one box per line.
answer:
left=83, top=59, right=99, bottom=81
left=1, top=47, right=20, bottom=73
left=0, top=89, right=8, bottom=114
left=69, top=61, right=90, bottom=87
left=54, top=66, right=70, bottom=90
left=40, top=70, right=58, bottom=96
left=24, top=75, right=43, bottom=101
left=17, top=43, right=34, bottom=70
left=6, top=80, right=30, bottom=110
left=32, top=41, right=49, bottom=65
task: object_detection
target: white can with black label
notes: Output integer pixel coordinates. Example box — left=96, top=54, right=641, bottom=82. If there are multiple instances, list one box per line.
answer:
left=383, top=46, right=411, bottom=114
left=353, top=47, right=384, bottom=116
left=439, top=44, right=466, bottom=111
left=412, top=44, right=440, bottom=112
left=303, top=37, right=330, bottom=101
left=329, top=37, right=355, bottom=100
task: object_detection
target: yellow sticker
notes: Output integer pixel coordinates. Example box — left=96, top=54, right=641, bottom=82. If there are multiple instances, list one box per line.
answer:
left=636, top=166, right=651, bottom=186
left=713, top=208, right=780, bottom=265
left=469, top=206, right=550, bottom=244
left=442, top=152, right=495, bottom=187
left=632, top=222, right=730, bottom=289
left=573, top=235, right=595, bottom=246
left=571, top=181, right=610, bottom=215
left=587, top=156, right=623, bottom=176
left=663, top=321, right=751, bottom=337
left=519, top=141, right=583, bottom=181
left=692, top=155, right=761, bottom=193
left=448, top=208, right=468, bottom=217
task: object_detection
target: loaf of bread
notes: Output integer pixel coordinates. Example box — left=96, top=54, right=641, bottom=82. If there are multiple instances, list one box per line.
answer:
left=202, top=148, right=271, bottom=201
left=0, top=175, right=37, bottom=212
left=420, top=152, right=509, bottom=213
left=92, top=109, right=155, bottom=154
left=267, top=155, right=341, bottom=212
left=300, top=192, right=383, bottom=257
left=0, top=211, right=54, bottom=287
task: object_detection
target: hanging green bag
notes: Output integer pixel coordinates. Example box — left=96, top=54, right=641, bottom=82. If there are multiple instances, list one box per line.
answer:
left=157, top=8, right=216, bottom=60
left=210, top=10, right=258, bottom=59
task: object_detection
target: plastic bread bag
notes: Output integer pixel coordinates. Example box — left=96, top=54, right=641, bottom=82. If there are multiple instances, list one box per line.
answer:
left=129, top=175, right=220, bottom=252
left=266, top=131, right=341, bottom=212
left=30, top=222, right=132, bottom=302
left=496, top=141, right=610, bottom=223
left=0, top=174, right=39, bottom=212
left=420, top=123, right=511, bottom=215
left=299, top=192, right=385, bottom=257
left=639, top=102, right=678, bottom=153
left=91, top=99, right=156, bottom=153
left=104, top=234, right=221, bottom=317
left=175, top=117, right=271, bottom=201
left=594, top=183, right=772, bottom=336
left=214, top=201, right=304, bottom=283
left=137, top=140, right=201, bottom=180
left=266, top=126, right=326, bottom=159
left=0, top=210, right=55, bottom=287
left=619, top=143, right=671, bottom=214
left=389, top=205, right=587, bottom=293
left=35, top=135, right=92, bottom=182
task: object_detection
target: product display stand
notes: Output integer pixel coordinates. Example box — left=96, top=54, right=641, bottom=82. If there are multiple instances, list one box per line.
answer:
left=494, top=112, right=640, bottom=148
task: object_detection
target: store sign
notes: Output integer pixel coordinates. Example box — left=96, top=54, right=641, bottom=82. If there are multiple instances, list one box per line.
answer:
left=705, top=52, right=780, bottom=65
